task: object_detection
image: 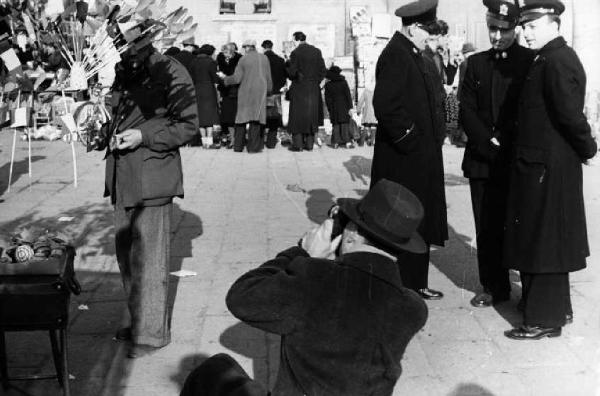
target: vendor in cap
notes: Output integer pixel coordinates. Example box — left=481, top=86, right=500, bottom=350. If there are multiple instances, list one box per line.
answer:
left=459, top=0, right=534, bottom=309
left=181, top=179, right=428, bottom=395
left=371, top=0, right=448, bottom=300
left=503, top=0, right=597, bottom=340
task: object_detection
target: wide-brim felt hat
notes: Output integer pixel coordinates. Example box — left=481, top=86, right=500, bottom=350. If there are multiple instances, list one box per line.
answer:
left=518, top=0, right=565, bottom=23
left=337, top=179, right=427, bottom=254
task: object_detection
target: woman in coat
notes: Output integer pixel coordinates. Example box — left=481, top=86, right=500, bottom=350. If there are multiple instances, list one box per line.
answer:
left=195, top=44, right=220, bottom=148
left=217, top=43, right=242, bottom=148
left=324, top=66, right=354, bottom=148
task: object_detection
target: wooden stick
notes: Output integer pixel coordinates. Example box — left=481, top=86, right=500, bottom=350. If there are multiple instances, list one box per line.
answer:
left=7, top=129, right=17, bottom=193
left=71, top=138, right=78, bottom=188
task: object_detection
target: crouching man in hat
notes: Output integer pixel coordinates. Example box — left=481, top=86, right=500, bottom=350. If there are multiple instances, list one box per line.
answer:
left=180, top=179, right=428, bottom=396
left=503, top=0, right=597, bottom=340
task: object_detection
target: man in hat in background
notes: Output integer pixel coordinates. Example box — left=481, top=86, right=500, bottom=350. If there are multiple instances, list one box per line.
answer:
left=180, top=179, right=428, bottom=396
left=286, top=31, right=327, bottom=151
left=219, top=39, right=272, bottom=153
left=503, top=0, right=597, bottom=340
left=460, top=0, right=534, bottom=308
left=371, top=0, right=448, bottom=300
left=96, top=19, right=199, bottom=358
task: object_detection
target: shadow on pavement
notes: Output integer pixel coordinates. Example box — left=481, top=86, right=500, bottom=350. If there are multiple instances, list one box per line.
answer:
left=0, top=155, right=46, bottom=196
left=343, top=155, right=371, bottom=186
left=305, top=189, right=335, bottom=224
left=0, top=202, right=203, bottom=396
left=430, top=224, right=522, bottom=327
left=448, top=383, right=496, bottom=396
left=219, top=321, right=279, bottom=391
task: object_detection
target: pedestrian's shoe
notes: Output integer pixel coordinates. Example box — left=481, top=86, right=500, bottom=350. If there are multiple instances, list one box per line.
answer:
left=471, top=292, right=510, bottom=307
left=329, top=144, right=339, bottom=149
left=504, top=325, right=561, bottom=340
left=114, top=327, right=132, bottom=342
left=565, top=313, right=573, bottom=324
left=345, top=142, right=355, bottom=149
left=126, top=344, right=164, bottom=359
left=417, top=288, right=444, bottom=300
left=288, top=147, right=302, bottom=152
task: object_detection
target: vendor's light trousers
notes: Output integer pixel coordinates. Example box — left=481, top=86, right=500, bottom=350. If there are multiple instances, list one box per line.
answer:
left=115, top=203, right=172, bottom=347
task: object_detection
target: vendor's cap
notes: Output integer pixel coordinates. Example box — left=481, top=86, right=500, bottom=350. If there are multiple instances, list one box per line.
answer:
left=518, top=0, right=565, bottom=23
left=394, top=0, right=439, bottom=29
left=242, top=39, right=257, bottom=47
left=485, top=0, right=520, bottom=29
left=337, top=179, right=426, bottom=254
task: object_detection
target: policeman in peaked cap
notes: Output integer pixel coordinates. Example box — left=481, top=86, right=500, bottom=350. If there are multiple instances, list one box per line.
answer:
left=460, top=0, right=534, bottom=310
left=503, top=0, right=597, bottom=340
left=371, top=0, right=449, bottom=301
left=518, top=0, right=565, bottom=23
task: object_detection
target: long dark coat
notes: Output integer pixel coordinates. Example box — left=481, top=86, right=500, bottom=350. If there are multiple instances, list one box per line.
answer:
left=216, top=52, right=242, bottom=126
left=226, top=247, right=428, bottom=395
left=104, top=49, right=198, bottom=208
left=503, top=37, right=597, bottom=274
left=264, top=49, right=287, bottom=93
left=286, top=43, right=326, bottom=135
left=371, top=32, right=448, bottom=246
left=324, top=73, right=352, bottom=125
left=194, top=54, right=220, bottom=127
left=460, top=43, right=534, bottom=180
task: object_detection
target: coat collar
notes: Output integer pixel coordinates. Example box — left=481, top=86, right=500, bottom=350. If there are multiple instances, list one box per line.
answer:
left=538, top=36, right=566, bottom=55
left=391, top=31, right=422, bottom=58
left=337, top=252, right=404, bottom=290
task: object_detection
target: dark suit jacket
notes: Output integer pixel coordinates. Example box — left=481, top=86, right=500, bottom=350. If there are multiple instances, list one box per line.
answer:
left=264, top=49, right=287, bottom=93
left=460, top=43, right=534, bottom=179
left=226, top=247, right=428, bottom=396
left=371, top=32, right=448, bottom=246
left=503, top=37, right=597, bottom=274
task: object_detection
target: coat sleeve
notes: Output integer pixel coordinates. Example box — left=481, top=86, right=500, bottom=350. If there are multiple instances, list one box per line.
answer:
left=265, top=56, right=273, bottom=94
left=138, top=57, right=199, bottom=151
left=209, top=60, right=219, bottom=84
left=224, top=57, right=244, bottom=86
left=225, top=247, right=316, bottom=335
left=545, top=55, right=597, bottom=161
left=324, top=83, right=333, bottom=114
left=459, top=57, right=497, bottom=161
left=344, top=80, right=353, bottom=110
left=317, top=49, right=326, bottom=82
left=373, top=50, right=419, bottom=146
left=286, top=50, right=299, bottom=80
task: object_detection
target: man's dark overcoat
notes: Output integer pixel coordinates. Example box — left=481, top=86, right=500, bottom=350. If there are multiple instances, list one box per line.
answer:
left=264, top=49, right=288, bottom=93
left=460, top=43, right=534, bottom=180
left=226, top=247, right=428, bottom=396
left=324, top=72, right=353, bottom=125
left=503, top=37, right=597, bottom=273
left=104, top=49, right=199, bottom=208
left=286, top=43, right=326, bottom=135
left=371, top=32, right=448, bottom=246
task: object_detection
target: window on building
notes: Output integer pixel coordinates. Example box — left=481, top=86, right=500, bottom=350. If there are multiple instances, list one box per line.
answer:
left=219, top=0, right=272, bottom=14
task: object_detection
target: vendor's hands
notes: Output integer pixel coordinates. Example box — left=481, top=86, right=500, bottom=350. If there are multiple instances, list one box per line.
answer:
left=300, top=219, right=342, bottom=259
left=216, top=71, right=226, bottom=79
left=113, top=129, right=142, bottom=151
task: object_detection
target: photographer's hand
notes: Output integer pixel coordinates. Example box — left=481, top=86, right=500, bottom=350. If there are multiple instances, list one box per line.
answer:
left=301, top=219, right=342, bottom=259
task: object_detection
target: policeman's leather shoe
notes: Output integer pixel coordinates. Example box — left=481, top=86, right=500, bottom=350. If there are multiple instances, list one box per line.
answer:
left=470, top=292, right=493, bottom=307
left=417, top=288, right=444, bottom=300
left=114, top=327, right=132, bottom=342
left=565, top=314, right=573, bottom=324
left=504, top=325, right=561, bottom=340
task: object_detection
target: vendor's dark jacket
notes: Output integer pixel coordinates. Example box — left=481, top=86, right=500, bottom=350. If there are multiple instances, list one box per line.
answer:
left=503, top=37, right=597, bottom=274
left=371, top=32, right=448, bottom=246
left=226, top=246, right=428, bottom=396
left=324, top=72, right=353, bottom=125
left=103, top=48, right=199, bottom=208
left=460, top=43, right=534, bottom=179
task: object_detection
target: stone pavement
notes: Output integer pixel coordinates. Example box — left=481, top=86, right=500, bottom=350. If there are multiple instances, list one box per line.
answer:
left=1, top=133, right=599, bottom=396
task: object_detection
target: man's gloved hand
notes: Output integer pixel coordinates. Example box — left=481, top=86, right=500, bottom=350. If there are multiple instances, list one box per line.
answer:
left=300, top=219, right=342, bottom=259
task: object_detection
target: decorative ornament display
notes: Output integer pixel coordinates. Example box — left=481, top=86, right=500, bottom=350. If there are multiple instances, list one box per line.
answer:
left=15, top=244, right=35, bottom=262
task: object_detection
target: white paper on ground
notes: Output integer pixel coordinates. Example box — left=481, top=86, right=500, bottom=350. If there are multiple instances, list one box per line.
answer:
left=58, top=216, right=75, bottom=222
left=0, top=48, right=21, bottom=72
left=170, top=270, right=197, bottom=278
